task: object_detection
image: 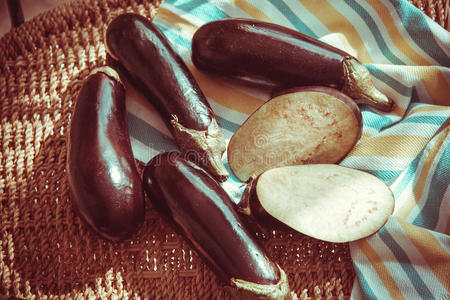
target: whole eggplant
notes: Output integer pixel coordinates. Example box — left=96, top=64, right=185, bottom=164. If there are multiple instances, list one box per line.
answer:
left=105, top=13, right=228, bottom=181
left=142, top=152, right=296, bottom=299
left=192, top=18, right=393, bottom=111
left=67, top=67, right=145, bottom=241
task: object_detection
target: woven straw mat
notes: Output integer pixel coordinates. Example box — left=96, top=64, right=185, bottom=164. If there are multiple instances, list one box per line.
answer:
left=9, top=0, right=450, bottom=298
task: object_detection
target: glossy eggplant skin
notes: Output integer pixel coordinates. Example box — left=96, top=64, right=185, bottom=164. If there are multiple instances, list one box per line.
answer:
left=192, top=18, right=348, bottom=91
left=192, top=19, right=393, bottom=111
left=142, top=152, right=279, bottom=285
left=105, top=13, right=229, bottom=181
left=106, top=13, right=211, bottom=131
left=67, top=68, right=145, bottom=241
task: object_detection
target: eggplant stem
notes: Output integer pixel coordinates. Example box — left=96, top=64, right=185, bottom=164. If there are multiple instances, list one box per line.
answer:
left=342, top=58, right=394, bottom=112
left=171, top=116, right=229, bottom=181
left=229, top=264, right=298, bottom=300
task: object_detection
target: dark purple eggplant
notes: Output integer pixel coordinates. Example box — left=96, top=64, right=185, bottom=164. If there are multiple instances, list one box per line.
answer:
left=192, top=18, right=393, bottom=112
left=67, top=67, right=144, bottom=241
left=142, top=152, right=296, bottom=299
left=105, top=13, right=228, bottom=182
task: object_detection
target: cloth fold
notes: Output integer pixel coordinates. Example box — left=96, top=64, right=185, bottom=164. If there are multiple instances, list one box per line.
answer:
left=124, top=0, right=449, bottom=298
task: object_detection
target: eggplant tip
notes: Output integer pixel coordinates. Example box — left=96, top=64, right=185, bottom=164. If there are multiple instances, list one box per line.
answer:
left=170, top=117, right=229, bottom=182
left=229, top=264, right=297, bottom=300
left=342, top=58, right=394, bottom=112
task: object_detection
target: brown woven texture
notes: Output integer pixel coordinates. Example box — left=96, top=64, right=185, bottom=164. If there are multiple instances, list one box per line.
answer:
left=1, top=0, right=445, bottom=299
left=409, top=0, right=449, bottom=29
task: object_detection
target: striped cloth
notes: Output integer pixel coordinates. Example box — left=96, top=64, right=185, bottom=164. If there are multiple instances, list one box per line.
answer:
left=125, top=0, right=450, bottom=299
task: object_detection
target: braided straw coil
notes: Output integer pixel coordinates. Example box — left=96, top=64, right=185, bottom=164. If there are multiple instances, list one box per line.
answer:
left=408, top=0, right=449, bottom=29
left=13, top=0, right=440, bottom=299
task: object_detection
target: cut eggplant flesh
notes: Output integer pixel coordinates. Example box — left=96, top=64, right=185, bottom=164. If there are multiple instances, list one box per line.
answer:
left=255, top=164, right=394, bottom=242
left=228, top=87, right=362, bottom=182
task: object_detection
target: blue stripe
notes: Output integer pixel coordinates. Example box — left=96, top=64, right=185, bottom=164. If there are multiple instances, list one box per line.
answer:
left=387, top=0, right=450, bottom=66
left=128, top=113, right=178, bottom=153
left=367, top=169, right=402, bottom=184
left=366, top=64, right=412, bottom=97
left=267, top=0, right=317, bottom=37
left=402, top=116, right=448, bottom=126
left=165, top=0, right=229, bottom=21
left=361, top=109, right=393, bottom=131
left=378, top=228, right=434, bottom=298
left=353, top=264, right=378, bottom=300
left=154, top=20, right=192, bottom=49
left=391, top=154, right=421, bottom=200
left=344, top=0, right=406, bottom=65
left=412, top=140, right=449, bottom=229
left=217, top=116, right=240, bottom=133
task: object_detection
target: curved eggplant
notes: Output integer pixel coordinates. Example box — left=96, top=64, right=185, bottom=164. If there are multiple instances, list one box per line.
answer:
left=105, top=13, right=228, bottom=181
left=67, top=67, right=145, bottom=241
left=192, top=18, right=393, bottom=111
left=142, top=152, right=296, bottom=299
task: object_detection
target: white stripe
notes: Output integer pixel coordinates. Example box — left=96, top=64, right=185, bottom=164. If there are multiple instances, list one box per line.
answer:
left=408, top=107, right=450, bottom=118
left=208, top=100, right=250, bottom=125
left=281, top=0, right=361, bottom=56
left=349, top=242, right=393, bottom=299
left=389, top=218, right=448, bottom=295
left=358, top=1, right=415, bottom=65
left=381, top=0, right=442, bottom=65
left=373, top=64, right=437, bottom=104
left=391, top=136, right=441, bottom=217
left=341, top=156, right=414, bottom=171
left=379, top=123, right=442, bottom=138
left=361, top=125, right=381, bottom=136
left=130, top=136, right=164, bottom=163
left=240, top=0, right=296, bottom=28
left=329, top=2, right=393, bottom=64
left=365, top=230, right=423, bottom=299
left=283, top=0, right=331, bottom=37
left=205, top=0, right=253, bottom=18
left=263, top=0, right=331, bottom=36
left=153, top=16, right=193, bottom=60
left=392, top=170, right=415, bottom=216
left=369, top=73, right=411, bottom=112
left=406, top=133, right=449, bottom=224
left=164, top=3, right=208, bottom=27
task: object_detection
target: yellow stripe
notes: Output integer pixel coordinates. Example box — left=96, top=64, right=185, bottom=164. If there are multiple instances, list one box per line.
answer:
left=365, top=0, right=432, bottom=66
left=398, top=219, right=450, bottom=291
left=403, top=66, right=450, bottom=106
left=230, top=0, right=273, bottom=22
left=396, top=127, right=449, bottom=218
left=409, top=105, right=450, bottom=115
left=349, top=135, right=430, bottom=157
left=298, top=0, right=374, bottom=63
left=156, top=7, right=198, bottom=37
left=356, top=239, right=405, bottom=299
left=188, top=64, right=265, bottom=115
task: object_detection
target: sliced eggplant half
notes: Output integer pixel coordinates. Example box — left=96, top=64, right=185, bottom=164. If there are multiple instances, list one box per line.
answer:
left=228, top=86, right=362, bottom=182
left=240, top=164, right=394, bottom=243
